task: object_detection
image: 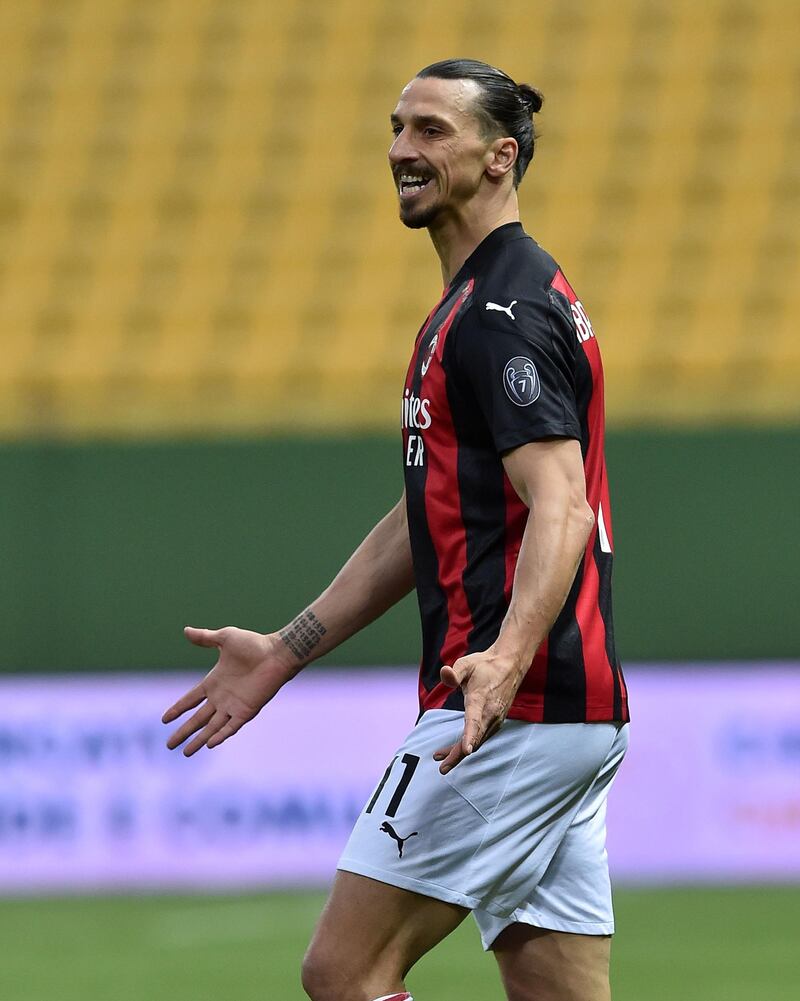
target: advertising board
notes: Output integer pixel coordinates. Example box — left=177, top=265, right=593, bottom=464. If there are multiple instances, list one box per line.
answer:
left=1, top=666, right=798, bottom=892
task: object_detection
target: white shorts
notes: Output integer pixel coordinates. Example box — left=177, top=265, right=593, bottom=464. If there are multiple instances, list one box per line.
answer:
left=338, top=709, right=628, bottom=949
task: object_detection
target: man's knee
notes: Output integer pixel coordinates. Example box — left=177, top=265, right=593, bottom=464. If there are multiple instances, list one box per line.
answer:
left=301, top=940, right=409, bottom=1001
left=301, top=943, right=342, bottom=1001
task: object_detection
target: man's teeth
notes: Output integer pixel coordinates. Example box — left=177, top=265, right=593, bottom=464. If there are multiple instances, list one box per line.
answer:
left=400, top=174, right=430, bottom=193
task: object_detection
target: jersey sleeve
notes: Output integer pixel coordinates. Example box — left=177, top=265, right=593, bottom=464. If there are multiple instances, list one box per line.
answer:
left=452, top=290, right=582, bottom=453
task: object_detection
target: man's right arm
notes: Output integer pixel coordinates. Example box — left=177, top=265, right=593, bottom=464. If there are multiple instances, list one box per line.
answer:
left=279, top=493, right=414, bottom=669
left=162, top=494, right=415, bottom=755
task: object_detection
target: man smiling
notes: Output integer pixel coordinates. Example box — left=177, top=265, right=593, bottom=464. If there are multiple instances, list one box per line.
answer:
left=163, top=59, right=629, bottom=1001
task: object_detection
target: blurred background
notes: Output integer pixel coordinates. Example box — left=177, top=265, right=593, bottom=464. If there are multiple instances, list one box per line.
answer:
left=1, top=0, right=798, bottom=999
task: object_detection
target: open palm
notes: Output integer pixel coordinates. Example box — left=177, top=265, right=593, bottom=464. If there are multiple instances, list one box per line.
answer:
left=162, top=625, right=296, bottom=755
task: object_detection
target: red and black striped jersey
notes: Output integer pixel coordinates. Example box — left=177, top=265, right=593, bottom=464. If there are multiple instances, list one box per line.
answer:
left=402, top=222, right=629, bottom=724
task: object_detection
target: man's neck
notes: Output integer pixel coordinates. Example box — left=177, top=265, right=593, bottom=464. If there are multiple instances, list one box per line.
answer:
left=429, top=197, right=520, bottom=287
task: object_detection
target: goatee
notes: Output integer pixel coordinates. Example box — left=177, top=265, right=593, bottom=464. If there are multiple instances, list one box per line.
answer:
left=399, top=203, right=441, bottom=230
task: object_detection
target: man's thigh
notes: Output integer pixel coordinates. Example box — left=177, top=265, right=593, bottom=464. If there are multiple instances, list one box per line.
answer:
left=492, top=924, right=611, bottom=1001
left=303, top=870, right=468, bottom=997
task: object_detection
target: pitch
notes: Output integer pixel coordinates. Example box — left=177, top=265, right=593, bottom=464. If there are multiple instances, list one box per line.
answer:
left=0, top=886, right=797, bottom=1000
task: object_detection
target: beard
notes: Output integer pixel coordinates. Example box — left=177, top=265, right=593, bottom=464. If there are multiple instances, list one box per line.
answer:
left=398, top=198, right=442, bottom=230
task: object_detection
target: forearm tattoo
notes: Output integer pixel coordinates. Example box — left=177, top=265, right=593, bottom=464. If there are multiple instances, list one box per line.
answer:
left=280, top=609, right=327, bottom=663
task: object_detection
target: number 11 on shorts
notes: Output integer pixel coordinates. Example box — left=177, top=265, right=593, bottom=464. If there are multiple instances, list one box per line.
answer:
left=365, top=753, right=420, bottom=817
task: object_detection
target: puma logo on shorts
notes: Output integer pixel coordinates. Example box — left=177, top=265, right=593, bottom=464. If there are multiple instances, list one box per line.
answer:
left=380, top=821, right=418, bottom=858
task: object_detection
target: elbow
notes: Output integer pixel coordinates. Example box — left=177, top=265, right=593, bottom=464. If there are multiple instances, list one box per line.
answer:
left=571, top=498, right=595, bottom=548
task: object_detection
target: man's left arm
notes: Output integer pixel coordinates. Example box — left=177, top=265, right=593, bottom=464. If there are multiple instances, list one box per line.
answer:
left=434, top=436, right=594, bottom=773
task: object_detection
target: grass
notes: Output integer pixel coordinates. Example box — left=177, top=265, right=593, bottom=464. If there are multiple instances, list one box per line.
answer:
left=0, top=886, right=798, bottom=1000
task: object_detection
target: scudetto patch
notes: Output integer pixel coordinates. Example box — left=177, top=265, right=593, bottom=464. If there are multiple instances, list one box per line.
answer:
left=503, top=356, right=541, bottom=406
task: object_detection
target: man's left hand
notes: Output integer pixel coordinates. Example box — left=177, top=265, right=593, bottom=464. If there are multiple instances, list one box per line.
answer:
left=433, top=650, right=526, bottom=774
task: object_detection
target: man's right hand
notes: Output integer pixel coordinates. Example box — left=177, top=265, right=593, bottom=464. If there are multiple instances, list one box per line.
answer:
left=162, top=626, right=299, bottom=756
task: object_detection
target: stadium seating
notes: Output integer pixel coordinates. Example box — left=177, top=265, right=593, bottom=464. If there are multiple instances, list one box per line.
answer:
left=0, top=0, right=797, bottom=436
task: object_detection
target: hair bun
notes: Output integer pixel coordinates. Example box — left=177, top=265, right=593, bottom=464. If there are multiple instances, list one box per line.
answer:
left=518, top=83, right=543, bottom=115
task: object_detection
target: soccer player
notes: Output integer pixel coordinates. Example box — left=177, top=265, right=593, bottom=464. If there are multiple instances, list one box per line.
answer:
left=163, top=59, right=629, bottom=1001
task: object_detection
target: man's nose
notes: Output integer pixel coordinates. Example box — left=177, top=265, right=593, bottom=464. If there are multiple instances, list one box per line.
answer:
left=389, top=129, right=417, bottom=165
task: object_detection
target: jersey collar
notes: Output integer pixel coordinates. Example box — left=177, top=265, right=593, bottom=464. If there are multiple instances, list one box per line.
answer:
left=446, top=222, right=529, bottom=292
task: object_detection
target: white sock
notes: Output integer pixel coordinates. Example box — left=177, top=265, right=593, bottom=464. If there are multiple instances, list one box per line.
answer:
left=371, top=994, right=413, bottom=1001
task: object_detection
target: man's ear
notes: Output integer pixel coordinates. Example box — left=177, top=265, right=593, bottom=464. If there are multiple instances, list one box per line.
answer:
left=485, top=137, right=518, bottom=180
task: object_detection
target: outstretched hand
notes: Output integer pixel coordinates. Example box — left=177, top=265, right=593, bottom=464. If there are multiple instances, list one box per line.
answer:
left=162, top=626, right=297, bottom=756
left=433, top=650, right=526, bottom=774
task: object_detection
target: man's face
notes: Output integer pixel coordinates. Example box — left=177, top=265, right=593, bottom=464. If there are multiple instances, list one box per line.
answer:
left=389, top=76, right=493, bottom=230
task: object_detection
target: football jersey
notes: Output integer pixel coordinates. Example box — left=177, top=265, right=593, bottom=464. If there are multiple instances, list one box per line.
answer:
left=402, top=222, right=628, bottom=724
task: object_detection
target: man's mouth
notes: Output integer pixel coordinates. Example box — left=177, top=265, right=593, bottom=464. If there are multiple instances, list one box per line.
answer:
left=398, top=173, right=433, bottom=199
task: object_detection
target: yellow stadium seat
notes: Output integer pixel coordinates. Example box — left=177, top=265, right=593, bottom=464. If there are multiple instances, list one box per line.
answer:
left=0, top=0, right=797, bottom=437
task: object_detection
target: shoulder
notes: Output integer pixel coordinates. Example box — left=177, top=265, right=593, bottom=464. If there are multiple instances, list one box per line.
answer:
left=479, top=235, right=557, bottom=309
left=456, top=237, right=575, bottom=352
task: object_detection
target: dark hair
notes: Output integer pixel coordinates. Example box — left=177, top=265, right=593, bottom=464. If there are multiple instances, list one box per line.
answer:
left=417, top=58, right=543, bottom=187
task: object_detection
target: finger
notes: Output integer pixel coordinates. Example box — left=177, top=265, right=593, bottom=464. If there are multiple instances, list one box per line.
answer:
left=183, top=708, right=232, bottom=757
left=166, top=702, right=215, bottom=750
left=162, top=683, right=206, bottom=724
left=440, top=659, right=473, bottom=689
left=433, top=741, right=457, bottom=761
left=440, top=714, right=488, bottom=774
left=437, top=738, right=466, bottom=775
left=461, top=694, right=487, bottom=756
left=206, top=716, right=247, bottom=749
left=440, top=665, right=459, bottom=688
left=184, top=625, right=223, bottom=648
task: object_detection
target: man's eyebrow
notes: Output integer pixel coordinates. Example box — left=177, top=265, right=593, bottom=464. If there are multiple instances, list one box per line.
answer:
left=390, top=112, right=452, bottom=129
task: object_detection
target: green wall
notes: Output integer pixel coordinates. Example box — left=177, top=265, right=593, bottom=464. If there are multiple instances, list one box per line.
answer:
left=2, top=429, right=797, bottom=672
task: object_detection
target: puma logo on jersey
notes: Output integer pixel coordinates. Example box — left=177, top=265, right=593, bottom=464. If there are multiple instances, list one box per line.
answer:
left=380, top=821, right=418, bottom=858
left=485, top=299, right=517, bottom=320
